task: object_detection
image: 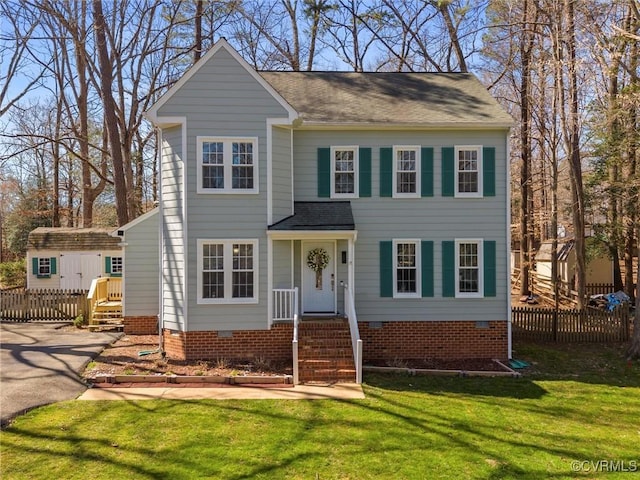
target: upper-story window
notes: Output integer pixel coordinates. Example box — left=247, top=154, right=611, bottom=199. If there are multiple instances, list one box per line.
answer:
left=455, top=146, right=482, bottom=197
left=197, top=137, right=258, bottom=194
left=393, top=146, right=420, bottom=197
left=331, top=146, right=358, bottom=198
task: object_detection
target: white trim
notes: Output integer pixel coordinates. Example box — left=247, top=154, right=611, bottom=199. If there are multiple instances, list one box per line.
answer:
left=196, top=136, right=259, bottom=194
left=392, top=145, right=421, bottom=198
left=182, top=120, right=188, bottom=328
left=392, top=239, right=422, bottom=298
left=267, top=230, right=358, bottom=241
left=454, top=145, right=483, bottom=198
left=146, top=38, right=297, bottom=122
left=506, top=131, right=513, bottom=359
left=197, top=239, right=259, bottom=305
left=330, top=146, right=359, bottom=199
left=290, top=128, right=294, bottom=216
left=455, top=238, right=484, bottom=298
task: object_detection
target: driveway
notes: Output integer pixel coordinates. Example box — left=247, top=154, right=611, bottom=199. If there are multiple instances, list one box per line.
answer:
left=0, top=322, right=121, bottom=427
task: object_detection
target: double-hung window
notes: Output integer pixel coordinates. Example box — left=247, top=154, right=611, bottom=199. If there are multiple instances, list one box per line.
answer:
left=393, top=146, right=420, bottom=197
left=455, top=146, right=482, bottom=197
left=38, top=258, right=51, bottom=277
left=198, top=137, right=258, bottom=193
left=198, top=239, right=258, bottom=303
left=393, top=239, right=421, bottom=298
left=455, top=239, right=483, bottom=297
left=331, top=146, right=358, bottom=197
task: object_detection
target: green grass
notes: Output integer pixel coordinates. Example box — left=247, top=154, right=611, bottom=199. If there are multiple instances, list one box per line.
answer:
left=1, top=342, right=639, bottom=479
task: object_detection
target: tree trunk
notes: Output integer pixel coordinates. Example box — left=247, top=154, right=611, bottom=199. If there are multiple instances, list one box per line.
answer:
left=93, top=0, right=129, bottom=226
left=627, top=224, right=640, bottom=360
left=565, top=0, right=586, bottom=308
left=194, top=0, right=203, bottom=62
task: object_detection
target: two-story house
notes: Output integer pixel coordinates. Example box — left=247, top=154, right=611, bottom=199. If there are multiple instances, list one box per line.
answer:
left=144, top=39, right=513, bottom=383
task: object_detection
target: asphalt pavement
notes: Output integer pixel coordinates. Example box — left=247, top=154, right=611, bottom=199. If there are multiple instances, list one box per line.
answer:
left=0, top=322, right=121, bottom=427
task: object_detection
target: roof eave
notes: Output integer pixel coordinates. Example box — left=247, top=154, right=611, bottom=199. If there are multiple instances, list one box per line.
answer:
left=294, top=121, right=514, bottom=130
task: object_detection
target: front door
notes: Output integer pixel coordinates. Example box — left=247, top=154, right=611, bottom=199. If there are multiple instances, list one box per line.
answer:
left=302, top=241, right=336, bottom=314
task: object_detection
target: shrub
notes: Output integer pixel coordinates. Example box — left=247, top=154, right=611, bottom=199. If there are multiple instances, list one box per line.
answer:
left=0, top=259, right=26, bottom=288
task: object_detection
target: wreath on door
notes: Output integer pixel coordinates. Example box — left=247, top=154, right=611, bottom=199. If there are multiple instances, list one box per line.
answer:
left=307, top=248, right=330, bottom=289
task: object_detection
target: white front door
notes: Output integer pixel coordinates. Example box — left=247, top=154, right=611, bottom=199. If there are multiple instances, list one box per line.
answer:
left=302, top=241, right=336, bottom=314
left=60, top=253, right=102, bottom=290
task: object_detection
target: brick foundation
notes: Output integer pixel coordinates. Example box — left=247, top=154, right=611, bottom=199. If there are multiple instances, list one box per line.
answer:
left=161, top=320, right=508, bottom=362
left=162, top=323, right=294, bottom=361
left=124, top=316, right=159, bottom=335
left=359, top=320, right=509, bottom=362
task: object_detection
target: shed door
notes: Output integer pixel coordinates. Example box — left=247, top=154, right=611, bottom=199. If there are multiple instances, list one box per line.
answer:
left=60, top=253, right=102, bottom=290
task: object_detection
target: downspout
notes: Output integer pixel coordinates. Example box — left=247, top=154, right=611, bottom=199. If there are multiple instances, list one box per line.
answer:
left=506, top=129, right=513, bottom=359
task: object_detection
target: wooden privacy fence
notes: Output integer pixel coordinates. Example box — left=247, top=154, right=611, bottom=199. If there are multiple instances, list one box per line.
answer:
left=512, top=305, right=631, bottom=343
left=0, top=289, right=89, bottom=322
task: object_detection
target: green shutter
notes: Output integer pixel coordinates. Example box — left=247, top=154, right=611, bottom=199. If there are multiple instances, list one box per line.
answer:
left=484, top=240, right=496, bottom=297
left=380, top=147, right=393, bottom=197
left=483, top=147, right=496, bottom=197
left=32, top=257, right=39, bottom=275
left=442, top=147, right=455, bottom=197
left=421, top=241, right=434, bottom=297
left=442, top=241, right=455, bottom=297
left=50, top=258, right=57, bottom=275
left=317, top=148, right=331, bottom=198
left=380, top=241, right=393, bottom=297
left=421, top=147, right=434, bottom=197
left=105, top=256, right=112, bottom=276
left=359, top=147, right=372, bottom=197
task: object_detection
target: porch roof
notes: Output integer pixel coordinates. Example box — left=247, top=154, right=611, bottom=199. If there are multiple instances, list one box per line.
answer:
left=269, top=202, right=355, bottom=231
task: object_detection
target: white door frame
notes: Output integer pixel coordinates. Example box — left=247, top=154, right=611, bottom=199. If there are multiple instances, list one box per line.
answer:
left=301, top=240, right=337, bottom=315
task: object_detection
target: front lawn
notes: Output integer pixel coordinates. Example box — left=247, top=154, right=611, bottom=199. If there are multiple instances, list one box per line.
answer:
left=1, top=342, right=638, bottom=479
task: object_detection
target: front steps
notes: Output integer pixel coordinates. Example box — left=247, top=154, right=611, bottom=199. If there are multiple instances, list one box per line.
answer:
left=298, top=318, right=356, bottom=384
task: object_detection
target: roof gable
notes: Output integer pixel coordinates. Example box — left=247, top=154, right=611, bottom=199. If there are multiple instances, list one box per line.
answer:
left=146, top=38, right=297, bottom=122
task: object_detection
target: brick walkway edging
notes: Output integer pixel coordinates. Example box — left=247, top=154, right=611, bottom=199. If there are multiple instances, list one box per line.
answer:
left=90, top=374, right=293, bottom=386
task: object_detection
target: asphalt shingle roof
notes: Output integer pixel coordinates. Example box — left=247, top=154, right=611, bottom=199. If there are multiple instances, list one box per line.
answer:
left=27, top=227, right=121, bottom=251
left=260, top=71, right=513, bottom=126
left=269, top=202, right=355, bottom=231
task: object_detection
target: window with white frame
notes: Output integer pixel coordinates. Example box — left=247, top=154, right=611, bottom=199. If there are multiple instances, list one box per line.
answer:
left=393, top=146, right=420, bottom=197
left=455, top=146, right=482, bottom=197
left=198, top=240, right=258, bottom=303
left=456, top=239, right=483, bottom=297
left=38, top=258, right=51, bottom=276
left=110, top=257, right=123, bottom=275
left=394, top=239, right=421, bottom=298
left=198, top=137, right=258, bottom=193
left=331, top=146, right=358, bottom=197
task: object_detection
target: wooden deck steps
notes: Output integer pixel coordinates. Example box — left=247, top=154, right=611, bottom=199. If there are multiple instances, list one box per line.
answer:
left=88, top=301, right=123, bottom=331
left=298, top=318, right=356, bottom=384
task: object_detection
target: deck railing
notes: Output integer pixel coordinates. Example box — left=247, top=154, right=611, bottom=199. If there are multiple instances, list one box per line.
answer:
left=343, top=283, right=363, bottom=384
left=273, top=288, right=298, bottom=321
left=272, top=288, right=300, bottom=384
left=87, top=277, right=122, bottom=323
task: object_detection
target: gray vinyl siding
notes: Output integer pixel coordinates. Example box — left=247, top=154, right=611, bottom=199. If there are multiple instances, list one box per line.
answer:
left=122, top=211, right=159, bottom=317
left=161, top=126, right=185, bottom=331
left=159, top=46, right=289, bottom=331
left=273, top=240, right=293, bottom=289
left=272, top=126, right=293, bottom=223
left=292, top=129, right=509, bottom=322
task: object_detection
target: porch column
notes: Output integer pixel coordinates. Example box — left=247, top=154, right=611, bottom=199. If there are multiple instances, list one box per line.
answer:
left=348, top=237, right=355, bottom=294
